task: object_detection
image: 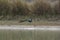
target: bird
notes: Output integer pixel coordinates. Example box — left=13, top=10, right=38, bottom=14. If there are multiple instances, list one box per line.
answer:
left=27, top=18, right=32, bottom=22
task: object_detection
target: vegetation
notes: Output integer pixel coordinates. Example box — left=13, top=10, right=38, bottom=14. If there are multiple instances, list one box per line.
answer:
left=0, top=0, right=60, bottom=21
left=31, top=0, right=60, bottom=21
left=0, top=30, right=60, bottom=40
left=0, top=0, right=30, bottom=20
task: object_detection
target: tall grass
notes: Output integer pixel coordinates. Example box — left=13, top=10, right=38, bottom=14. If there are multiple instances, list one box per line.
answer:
left=54, top=0, right=60, bottom=15
left=31, top=0, right=53, bottom=17
left=0, top=0, right=60, bottom=20
left=30, top=0, right=60, bottom=20
left=0, top=0, right=30, bottom=20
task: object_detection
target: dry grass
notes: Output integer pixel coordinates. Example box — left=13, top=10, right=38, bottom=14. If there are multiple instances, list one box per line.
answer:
left=31, top=0, right=52, bottom=16
left=0, top=0, right=31, bottom=20
left=0, top=20, right=60, bottom=26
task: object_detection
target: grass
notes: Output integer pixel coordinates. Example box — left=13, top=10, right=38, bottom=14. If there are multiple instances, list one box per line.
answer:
left=0, top=30, right=60, bottom=40
left=0, top=20, right=60, bottom=26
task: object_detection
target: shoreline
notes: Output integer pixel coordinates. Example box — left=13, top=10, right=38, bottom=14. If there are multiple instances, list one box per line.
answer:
left=0, top=25, right=59, bottom=30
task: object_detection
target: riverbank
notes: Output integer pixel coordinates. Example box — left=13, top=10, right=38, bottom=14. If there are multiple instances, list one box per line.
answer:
left=0, top=20, right=60, bottom=26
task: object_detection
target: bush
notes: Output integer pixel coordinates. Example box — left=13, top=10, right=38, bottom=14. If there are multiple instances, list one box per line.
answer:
left=31, top=0, right=52, bottom=17
left=0, top=0, right=30, bottom=20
